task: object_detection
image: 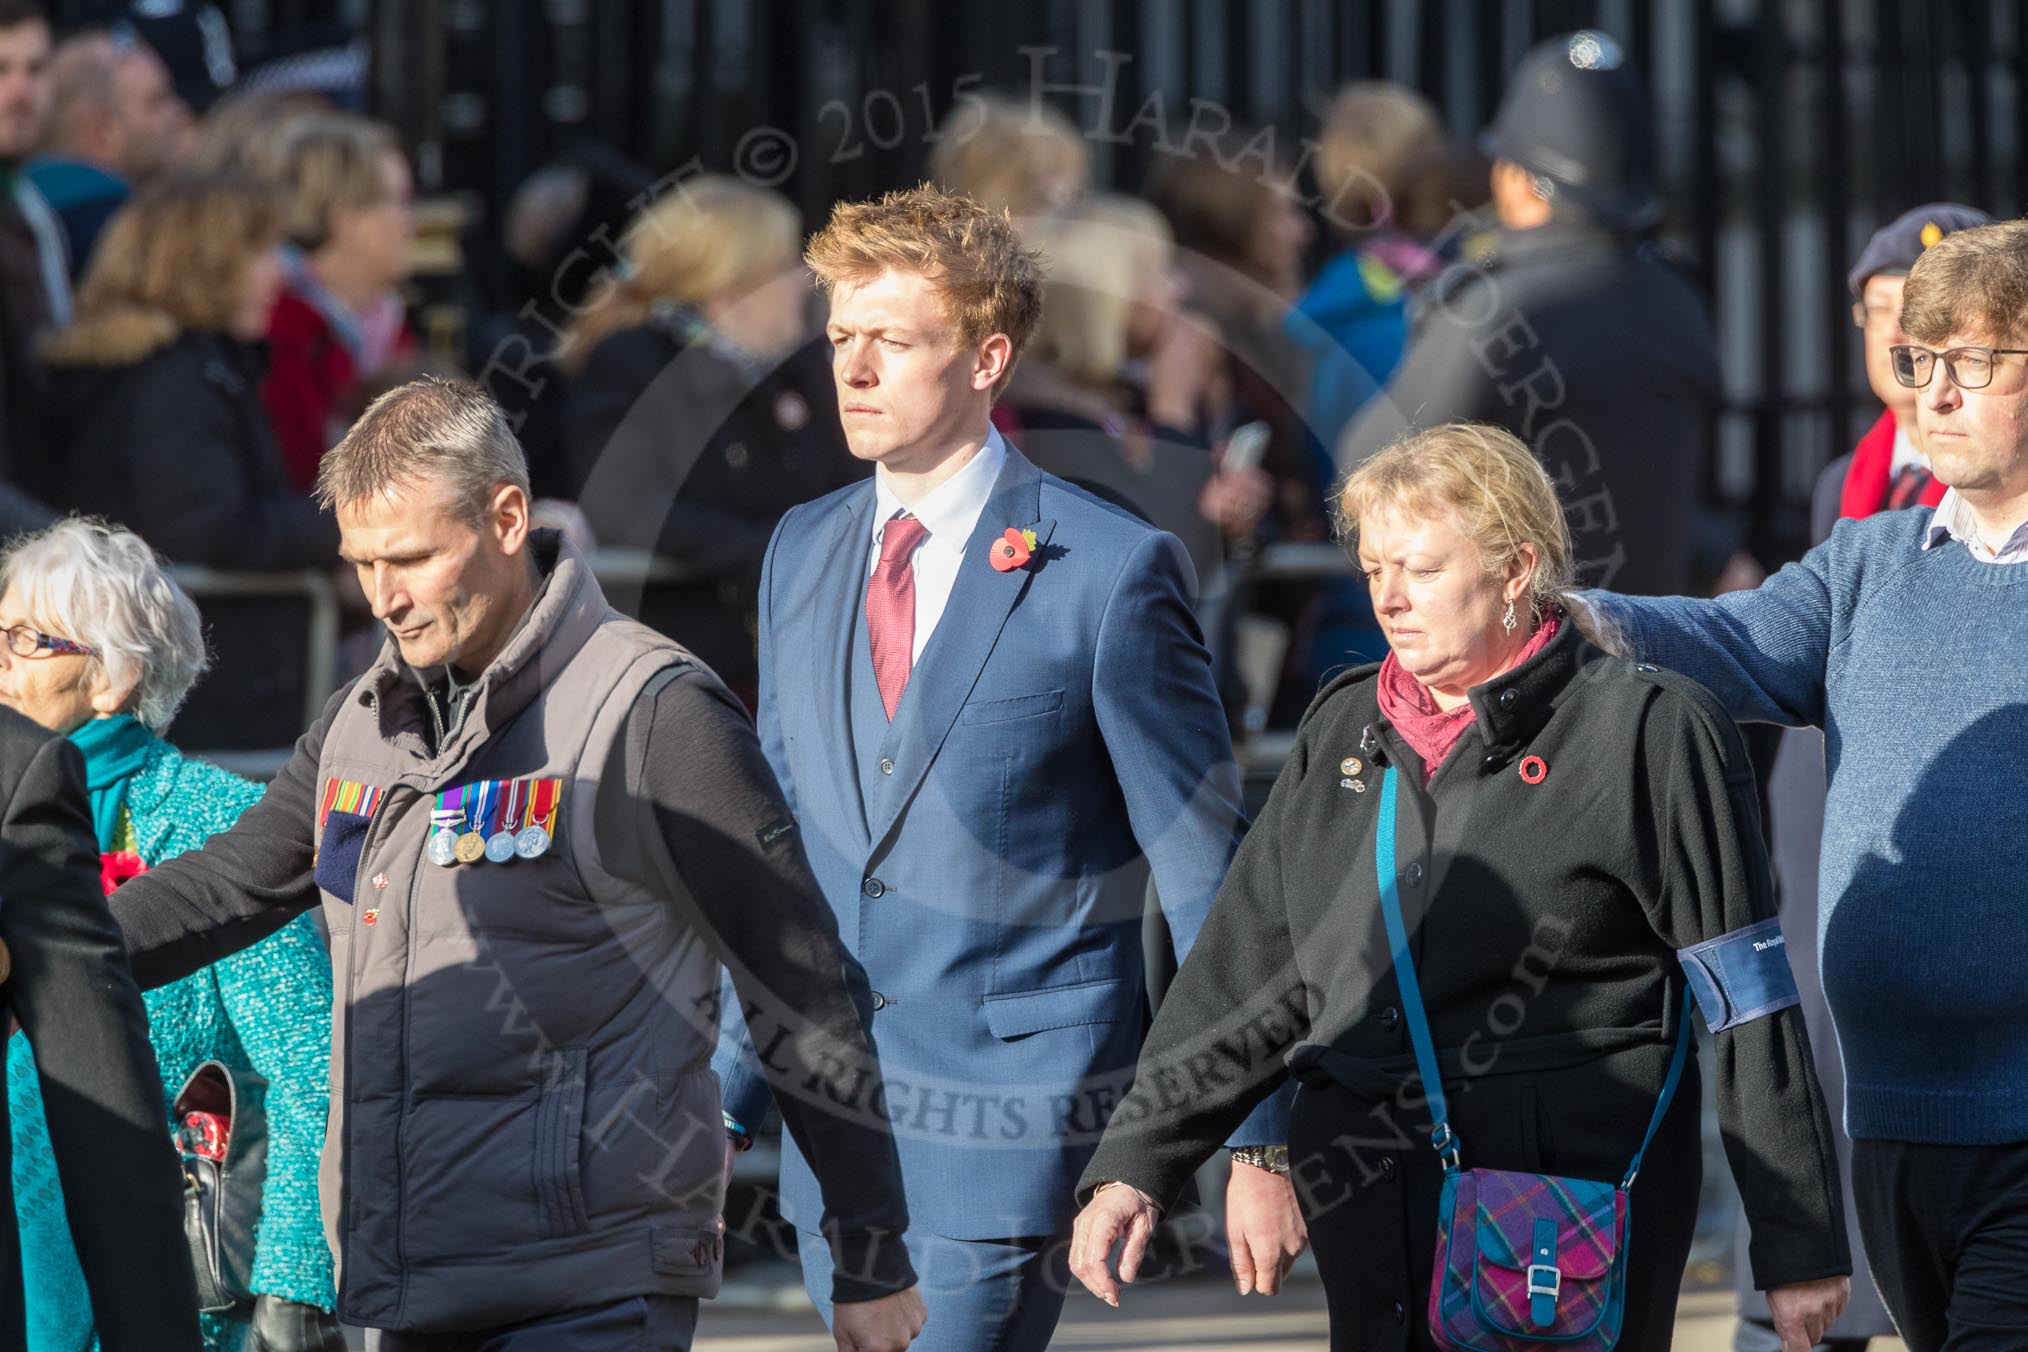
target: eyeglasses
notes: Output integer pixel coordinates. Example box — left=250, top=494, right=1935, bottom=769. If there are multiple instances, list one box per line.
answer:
left=2, top=624, right=95, bottom=658
left=1852, top=302, right=1901, bottom=331
left=1889, top=343, right=2028, bottom=390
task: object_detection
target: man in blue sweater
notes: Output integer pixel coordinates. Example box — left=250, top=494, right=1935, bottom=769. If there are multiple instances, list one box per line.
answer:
left=1585, top=219, right=2028, bottom=1352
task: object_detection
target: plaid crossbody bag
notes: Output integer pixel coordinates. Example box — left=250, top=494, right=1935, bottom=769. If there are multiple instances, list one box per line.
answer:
left=1373, top=767, right=1693, bottom=1351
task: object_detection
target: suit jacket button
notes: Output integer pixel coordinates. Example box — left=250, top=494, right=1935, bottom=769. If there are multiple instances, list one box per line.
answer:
left=862, top=876, right=886, bottom=898
left=1392, top=1301, right=1406, bottom=1323
left=1378, top=1006, right=1400, bottom=1030
left=1379, top=1155, right=1398, bottom=1180
left=1405, top=862, right=1424, bottom=886
left=870, top=991, right=888, bottom=1011
left=878, top=757, right=895, bottom=775
left=1498, top=688, right=1518, bottom=709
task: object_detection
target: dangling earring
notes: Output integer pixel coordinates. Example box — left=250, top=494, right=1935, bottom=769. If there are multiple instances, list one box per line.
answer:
left=1502, top=599, right=1518, bottom=635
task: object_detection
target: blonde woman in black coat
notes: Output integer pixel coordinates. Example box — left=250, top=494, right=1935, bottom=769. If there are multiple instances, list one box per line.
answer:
left=1068, top=423, right=1852, bottom=1350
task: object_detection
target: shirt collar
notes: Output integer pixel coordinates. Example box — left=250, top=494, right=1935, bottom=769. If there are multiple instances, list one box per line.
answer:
left=872, top=424, right=1008, bottom=549
left=1922, top=487, right=2028, bottom=561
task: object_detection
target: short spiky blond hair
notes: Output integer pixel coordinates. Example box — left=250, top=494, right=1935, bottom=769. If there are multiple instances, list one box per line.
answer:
left=805, top=183, right=1044, bottom=375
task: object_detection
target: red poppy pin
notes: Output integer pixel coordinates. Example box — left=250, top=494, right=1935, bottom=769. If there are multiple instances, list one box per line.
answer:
left=989, top=526, right=1041, bottom=573
left=100, top=849, right=150, bottom=896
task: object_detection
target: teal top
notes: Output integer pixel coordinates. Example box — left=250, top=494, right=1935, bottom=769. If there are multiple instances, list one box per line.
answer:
left=8, top=724, right=336, bottom=1351
left=65, top=713, right=153, bottom=846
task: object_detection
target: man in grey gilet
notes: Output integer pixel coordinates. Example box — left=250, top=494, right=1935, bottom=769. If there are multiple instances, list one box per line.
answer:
left=103, top=377, right=927, bottom=1351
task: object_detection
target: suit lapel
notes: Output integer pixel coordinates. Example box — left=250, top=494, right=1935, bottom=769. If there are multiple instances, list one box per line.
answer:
left=866, top=449, right=1052, bottom=849
left=797, top=485, right=874, bottom=846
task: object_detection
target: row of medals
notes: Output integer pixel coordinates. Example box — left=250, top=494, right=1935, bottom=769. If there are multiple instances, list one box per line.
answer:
left=426, top=817, right=551, bottom=867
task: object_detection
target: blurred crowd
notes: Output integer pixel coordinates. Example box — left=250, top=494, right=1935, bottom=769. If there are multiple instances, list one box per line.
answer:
left=2, top=0, right=1766, bottom=750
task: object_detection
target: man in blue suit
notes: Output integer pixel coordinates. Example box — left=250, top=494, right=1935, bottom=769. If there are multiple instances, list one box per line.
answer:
left=714, top=185, right=1303, bottom=1348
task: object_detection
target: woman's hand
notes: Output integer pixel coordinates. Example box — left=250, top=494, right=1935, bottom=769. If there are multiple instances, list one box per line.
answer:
left=1069, top=1181, right=1162, bottom=1308
left=1766, top=1275, right=1850, bottom=1351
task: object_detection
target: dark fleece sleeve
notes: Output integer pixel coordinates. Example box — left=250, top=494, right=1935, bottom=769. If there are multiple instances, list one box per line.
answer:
left=596, top=664, right=917, bottom=1304
left=1630, top=681, right=1852, bottom=1290
left=1074, top=709, right=1315, bottom=1213
left=0, top=733, right=203, bottom=1351
left=105, top=684, right=342, bottom=988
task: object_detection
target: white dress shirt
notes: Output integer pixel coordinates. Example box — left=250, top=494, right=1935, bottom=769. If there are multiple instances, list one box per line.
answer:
left=868, top=426, right=1009, bottom=662
left=1921, top=487, right=2028, bottom=564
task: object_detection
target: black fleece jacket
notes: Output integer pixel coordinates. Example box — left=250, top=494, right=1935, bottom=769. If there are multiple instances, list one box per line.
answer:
left=1078, top=620, right=1851, bottom=1292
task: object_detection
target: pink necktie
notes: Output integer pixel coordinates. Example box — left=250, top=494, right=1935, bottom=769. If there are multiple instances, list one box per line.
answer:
left=865, top=514, right=929, bottom=718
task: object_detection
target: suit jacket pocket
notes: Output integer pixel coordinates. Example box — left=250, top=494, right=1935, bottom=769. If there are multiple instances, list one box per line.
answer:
left=960, top=689, right=1065, bottom=726
left=314, top=809, right=373, bottom=905
left=983, top=976, right=1130, bottom=1039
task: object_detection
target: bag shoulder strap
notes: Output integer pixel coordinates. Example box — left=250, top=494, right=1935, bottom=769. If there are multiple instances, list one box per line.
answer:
left=1622, top=998, right=1692, bottom=1188
left=1372, top=766, right=1694, bottom=1183
left=1373, top=768, right=1460, bottom=1168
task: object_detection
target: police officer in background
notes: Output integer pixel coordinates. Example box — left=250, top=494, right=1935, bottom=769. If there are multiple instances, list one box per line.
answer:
left=1341, top=30, right=1722, bottom=597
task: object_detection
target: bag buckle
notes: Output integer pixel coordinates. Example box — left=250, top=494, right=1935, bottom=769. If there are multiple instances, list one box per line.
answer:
left=1526, top=1263, right=1562, bottom=1299
left=1429, top=1123, right=1462, bottom=1171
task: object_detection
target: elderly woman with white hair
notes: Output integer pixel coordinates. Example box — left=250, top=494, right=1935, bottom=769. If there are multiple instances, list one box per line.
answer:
left=0, top=519, right=341, bottom=1352
left=1066, top=424, right=1853, bottom=1350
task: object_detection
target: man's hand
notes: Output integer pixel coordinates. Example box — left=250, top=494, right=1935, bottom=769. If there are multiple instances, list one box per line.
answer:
left=1225, top=1158, right=1307, bottom=1295
left=832, top=1286, right=926, bottom=1352
left=1767, top=1275, right=1850, bottom=1352
left=1069, top=1181, right=1162, bottom=1308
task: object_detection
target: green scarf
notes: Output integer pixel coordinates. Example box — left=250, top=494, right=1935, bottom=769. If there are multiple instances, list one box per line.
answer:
left=66, top=713, right=155, bottom=851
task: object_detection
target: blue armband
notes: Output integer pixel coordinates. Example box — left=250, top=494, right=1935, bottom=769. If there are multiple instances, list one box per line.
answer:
left=1676, top=918, right=1801, bottom=1032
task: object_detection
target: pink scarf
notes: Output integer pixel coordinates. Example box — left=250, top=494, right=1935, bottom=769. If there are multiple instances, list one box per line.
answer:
left=1377, top=610, right=1561, bottom=783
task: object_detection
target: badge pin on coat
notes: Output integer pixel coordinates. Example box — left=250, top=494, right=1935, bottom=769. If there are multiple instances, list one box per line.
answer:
left=1340, top=755, right=1367, bottom=792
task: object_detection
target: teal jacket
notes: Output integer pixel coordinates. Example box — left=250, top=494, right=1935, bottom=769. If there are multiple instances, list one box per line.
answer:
left=7, top=728, right=335, bottom=1350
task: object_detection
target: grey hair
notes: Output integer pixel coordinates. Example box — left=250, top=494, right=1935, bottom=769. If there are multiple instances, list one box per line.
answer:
left=0, top=518, right=209, bottom=730
left=315, top=376, right=530, bottom=527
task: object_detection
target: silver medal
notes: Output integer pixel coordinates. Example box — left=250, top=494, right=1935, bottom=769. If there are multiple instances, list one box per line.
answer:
left=426, top=828, right=458, bottom=867
left=514, top=824, right=552, bottom=859
left=485, top=831, right=517, bottom=864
